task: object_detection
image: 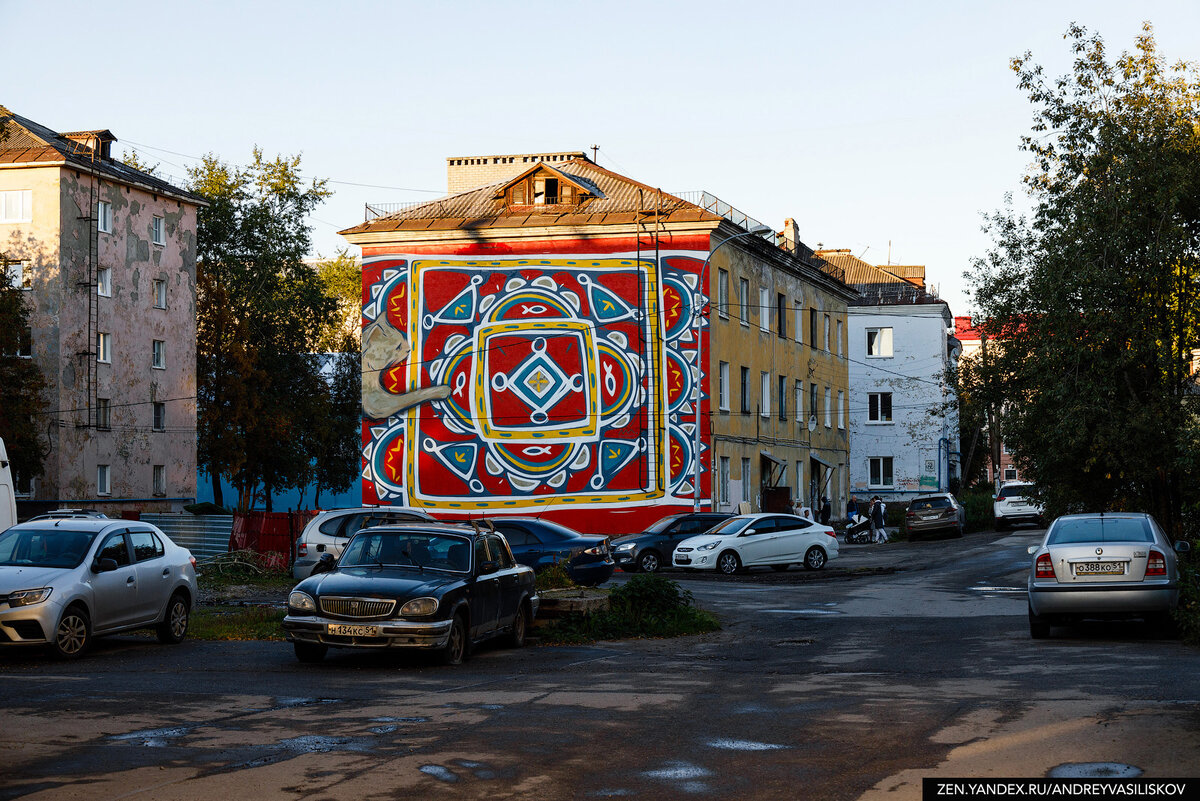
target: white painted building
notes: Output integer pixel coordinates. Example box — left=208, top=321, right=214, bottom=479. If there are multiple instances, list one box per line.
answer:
left=815, top=251, right=960, bottom=505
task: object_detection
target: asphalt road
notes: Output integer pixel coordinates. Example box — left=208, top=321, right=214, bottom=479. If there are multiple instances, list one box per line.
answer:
left=2, top=528, right=1198, bottom=801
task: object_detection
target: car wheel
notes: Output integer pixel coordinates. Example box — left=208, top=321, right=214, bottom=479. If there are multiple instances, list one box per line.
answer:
left=507, top=601, right=530, bottom=648
left=1028, top=604, right=1050, bottom=639
left=803, top=547, right=827, bottom=571
left=716, top=551, right=742, bottom=575
left=770, top=564, right=790, bottom=572
left=52, top=604, right=91, bottom=659
left=156, top=592, right=190, bottom=644
left=955, top=523, right=965, bottom=538
left=440, top=613, right=468, bottom=665
left=294, top=642, right=328, bottom=663
left=637, top=550, right=662, bottom=574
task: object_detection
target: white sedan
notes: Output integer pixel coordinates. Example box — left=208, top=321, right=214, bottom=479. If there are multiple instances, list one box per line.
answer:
left=672, top=513, right=839, bottom=575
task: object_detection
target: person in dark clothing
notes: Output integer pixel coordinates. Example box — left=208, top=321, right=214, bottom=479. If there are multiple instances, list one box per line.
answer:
left=871, top=495, right=887, bottom=543
left=819, top=496, right=832, bottom=525
left=846, top=497, right=858, bottom=522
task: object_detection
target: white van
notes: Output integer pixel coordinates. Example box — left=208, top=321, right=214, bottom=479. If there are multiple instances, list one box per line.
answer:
left=0, top=438, right=16, bottom=532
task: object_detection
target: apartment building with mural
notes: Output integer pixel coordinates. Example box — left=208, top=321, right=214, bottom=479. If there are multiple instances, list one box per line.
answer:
left=815, top=250, right=960, bottom=504
left=0, top=107, right=202, bottom=515
left=340, top=153, right=855, bottom=534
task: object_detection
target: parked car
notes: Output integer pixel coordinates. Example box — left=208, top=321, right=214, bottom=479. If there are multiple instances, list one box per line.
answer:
left=994, top=482, right=1044, bottom=529
left=1026, top=512, right=1190, bottom=639
left=283, top=522, right=537, bottom=664
left=26, top=509, right=109, bottom=522
left=673, top=513, right=839, bottom=574
left=293, top=506, right=436, bottom=579
left=486, top=517, right=614, bottom=586
left=0, top=519, right=197, bottom=658
left=611, top=512, right=731, bottom=573
left=905, top=493, right=965, bottom=539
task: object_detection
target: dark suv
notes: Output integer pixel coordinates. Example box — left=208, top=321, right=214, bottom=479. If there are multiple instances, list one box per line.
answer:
left=611, top=512, right=731, bottom=573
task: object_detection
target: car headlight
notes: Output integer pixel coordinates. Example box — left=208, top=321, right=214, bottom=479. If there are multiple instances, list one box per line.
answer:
left=697, top=541, right=721, bottom=551
left=400, top=597, right=439, bottom=617
left=614, top=542, right=636, bottom=551
left=288, top=591, right=317, bottom=613
left=7, top=588, right=52, bottom=607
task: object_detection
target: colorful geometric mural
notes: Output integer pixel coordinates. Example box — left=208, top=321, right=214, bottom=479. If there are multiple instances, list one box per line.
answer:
left=360, top=252, right=711, bottom=530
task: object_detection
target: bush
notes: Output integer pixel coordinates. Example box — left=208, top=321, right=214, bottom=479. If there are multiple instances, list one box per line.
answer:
left=535, top=561, right=576, bottom=591
left=539, top=574, right=720, bottom=644
left=960, top=487, right=995, bottom=533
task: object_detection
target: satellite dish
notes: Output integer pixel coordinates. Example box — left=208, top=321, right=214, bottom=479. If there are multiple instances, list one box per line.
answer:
left=808, top=414, right=818, bottom=432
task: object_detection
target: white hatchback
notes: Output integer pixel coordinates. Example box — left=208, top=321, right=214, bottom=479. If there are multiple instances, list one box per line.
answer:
left=672, top=513, right=839, bottom=574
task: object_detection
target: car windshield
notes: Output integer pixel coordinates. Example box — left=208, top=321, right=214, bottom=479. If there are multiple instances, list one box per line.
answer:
left=1047, top=517, right=1154, bottom=545
left=339, top=531, right=472, bottom=572
left=911, top=497, right=952, bottom=511
left=704, top=517, right=752, bottom=537
left=645, top=516, right=682, bottom=534
left=998, top=485, right=1033, bottom=500
left=0, top=529, right=97, bottom=568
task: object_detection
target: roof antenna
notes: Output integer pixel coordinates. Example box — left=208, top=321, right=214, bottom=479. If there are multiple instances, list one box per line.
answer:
left=590, top=144, right=599, bottom=163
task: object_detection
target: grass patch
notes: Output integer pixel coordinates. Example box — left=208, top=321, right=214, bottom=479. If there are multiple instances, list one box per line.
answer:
left=190, top=605, right=286, bottom=641
left=196, top=550, right=295, bottom=595
left=538, top=574, right=720, bottom=645
left=535, top=561, right=577, bottom=591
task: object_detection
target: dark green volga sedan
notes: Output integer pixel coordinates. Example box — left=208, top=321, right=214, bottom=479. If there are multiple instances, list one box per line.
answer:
left=282, top=523, right=538, bottom=665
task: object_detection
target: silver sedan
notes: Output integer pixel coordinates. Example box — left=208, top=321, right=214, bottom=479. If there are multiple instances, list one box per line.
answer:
left=1027, top=512, right=1190, bottom=638
left=0, top=519, right=197, bottom=658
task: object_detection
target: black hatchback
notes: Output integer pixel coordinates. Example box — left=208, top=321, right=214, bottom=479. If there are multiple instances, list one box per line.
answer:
left=610, top=512, right=731, bottom=573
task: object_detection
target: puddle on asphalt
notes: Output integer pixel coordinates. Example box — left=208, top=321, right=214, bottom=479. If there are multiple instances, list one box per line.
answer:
left=644, top=761, right=712, bottom=780
left=968, top=586, right=1025, bottom=593
left=109, top=727, right=190, bottom=747
left=708, top=738, right=788, bottom=751
left=274, top=697, right=340, bottom=708
left=371, top=716, right=429, bottom=723
left=420, top=764, right=460, bottom=783
left=761, top=609, right=841, bottom=615
left=1049, top=763, right=1143, bottom=779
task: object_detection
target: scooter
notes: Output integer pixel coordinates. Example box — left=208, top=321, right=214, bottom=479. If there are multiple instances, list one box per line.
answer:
left=843, top=513, right=873, bottom=544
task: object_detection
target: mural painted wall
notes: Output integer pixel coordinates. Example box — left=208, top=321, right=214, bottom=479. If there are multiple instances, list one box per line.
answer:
left=360, top=250, right=712, bottom=534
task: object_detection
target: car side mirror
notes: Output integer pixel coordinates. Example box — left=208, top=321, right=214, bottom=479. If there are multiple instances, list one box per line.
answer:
left=311, top=553, right=336, bottom=575
left=479, top=560, right=499, bottom=575
left=92, top=557, right=118, bottom=573
left=1175, top=541, right=1192, bottom=553
left=741, top=528, right=756, bottom=537
left=1027, top=545, right=1039, bottom=555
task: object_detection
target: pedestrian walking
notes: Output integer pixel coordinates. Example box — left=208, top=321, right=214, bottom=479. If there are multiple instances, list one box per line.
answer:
left=871, top=495, right=887, bottom=543
left=819, top=496, right=832, bottom=525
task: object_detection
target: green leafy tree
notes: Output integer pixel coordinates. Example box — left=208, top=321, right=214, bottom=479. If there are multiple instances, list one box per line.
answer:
left=314, top=250, right=362, bottom=352
left=0, top=267, right=48, bottom=487
left=970, top=24, right=1200, bottom=532
left=120, top=150, right=160, bottom=175
left=191, top=150, right=337, bottom=511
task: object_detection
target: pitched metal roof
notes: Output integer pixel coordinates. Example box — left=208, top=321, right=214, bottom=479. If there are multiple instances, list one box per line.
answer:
left=814, top=249, right=935, bottom=306
left=0, top=106, right=204, bottom=205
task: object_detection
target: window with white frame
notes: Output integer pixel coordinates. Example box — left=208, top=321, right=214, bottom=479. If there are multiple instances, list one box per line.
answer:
left=795, top=461, right=804, bottom=499
left=5, top=260, right=30, bottom=290
left=837, top=389, right=845, bottom=429
left=809, top=383, right=818, bottom=423
left=10, top=327, right=32, bottom=358
left=97, top=266, right=111, bottom=297
left=153, top=278, right=167, bottom=308
left=96, top=332, right=111, bottom=363
left=760, top=371, right=771, bottom=417
left=840, top=390, right=848, bottom=430
left=869, top=457, right=894, bottom=488
left=794, top=379, right=803, bottom=422
left=153, top=402, right=166, bottom=431
left=1004, top=467, right=1018, bottom=481
left=741, top=457, right=751, bottom=502
left=97, top=200, right=112, bottom=233
left=97, top=464, right=111, bottom=496
left=96, top=398, right=111, bottom=430
left=823, top=314, right=830, bottom=351
left=794, top=301, right=803, bottom=344
left=151, top=215, right=165, bottom=245
left=824, top=386, right=832, bottom=427
left=738, top=278, right=750, bottom=325
left=836, top=319, right=844, bottom=356
left=718, top=361, right=730, bottom=411
left=152, top=339, right=166, bottom=369
left=777, top=375, right=787, bottom=421
left=868, top=392, right=893, bottom=422
left=717, top=269, right=729, bottom=319
left=758, top=286, right=770, bottom=332
left=719, top=457, right=730, bottom=504
left=866, top=327, right=894, bottom=357
left=153, top=465, right=166, bottom=496
left=0, top=190, right=32, bottom=223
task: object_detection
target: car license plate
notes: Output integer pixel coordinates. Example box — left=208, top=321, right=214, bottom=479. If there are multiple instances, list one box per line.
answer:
left=1073, top=561, right=1125, bottom=576
left=327, top=623, right=379, bottom=637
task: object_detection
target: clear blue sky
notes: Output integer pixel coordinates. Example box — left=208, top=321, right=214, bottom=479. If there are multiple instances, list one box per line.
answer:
left=5, top=0, right=1198, bottom=315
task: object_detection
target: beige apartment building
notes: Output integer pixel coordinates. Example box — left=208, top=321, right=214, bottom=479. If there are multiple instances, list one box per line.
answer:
left=0, top=107, right=202, bottom=515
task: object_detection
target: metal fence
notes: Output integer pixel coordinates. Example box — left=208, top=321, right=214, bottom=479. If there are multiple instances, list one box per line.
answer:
left=141, top=514, right=232, bottom=561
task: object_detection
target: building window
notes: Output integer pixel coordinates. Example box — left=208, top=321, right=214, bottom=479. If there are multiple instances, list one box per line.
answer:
left=8, top=326, right=33, bottom=358
left=152, top=339, right=166, bottom=369
left=153, top=465, right=166, bottom=496
left=718, top=362, right=730, bottom=411
left=836, top=319, right=844, bottom=356
left=777, top=375, right=787, bottom=420
left=96, top=398, right=111, bottom=430
left=866, top=327, right=894, bottom=357
left=738, top=278, right=750, bottom=325
left=809, top=383, right=818, bottom=424
left=97, top=266, right=111, bottom=297
left=0, top=190, right=32, bottom=223
left=868, top=392, right=893, bottom=423
left=97, top=464, right=111, bottom=496
left=741, top=457, right=752, bottom=502
left=776, top=293, right=787, bottom=338
left=1004, top=468, right=1018, bottom=481
left=740, top=366, right=751, bottom=414
left=869, top=457, right=894, bottom=488
left=97, top=332, right=111, bottom=363
left=153, top=402, right=166, bottom=431
left=151, top=215, right=165, bottom=245
left=97, top=200, right=112, bottom=233
left=796, top=461, right=804, bottom=500
left=758, top=287, right=770, bottom=332
left=153, top=279, right=167, bottom=308
left=824, top=386, right=832, bottom=427
left=824, top=314, right=831, bottom=352
left=717, top=269, right=729, bottom=319
left=760, top=372, right=771, bottom=417
left=719, top=457, right=730, bottom=504
left=794, top=379, right=803, bottom=422
left=794, top=301, right=803, bottom=344
left=809, top=308, right=818, bottom=347
left=5, top=260, right=30, bottom=290
left=839, top=390, right=847, bottom=430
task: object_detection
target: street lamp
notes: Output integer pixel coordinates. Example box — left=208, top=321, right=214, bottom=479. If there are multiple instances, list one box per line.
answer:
left=693, top=224, right=775, bottom=512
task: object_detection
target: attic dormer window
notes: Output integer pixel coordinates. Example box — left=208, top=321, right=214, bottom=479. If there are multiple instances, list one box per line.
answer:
left=503, top=170, right=584, bottom=208
left=534, top=178, right=558, bottom=205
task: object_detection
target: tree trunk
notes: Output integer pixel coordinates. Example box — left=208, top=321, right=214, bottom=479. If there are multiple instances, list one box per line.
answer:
left=211, top=471, right=223, bottom=508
